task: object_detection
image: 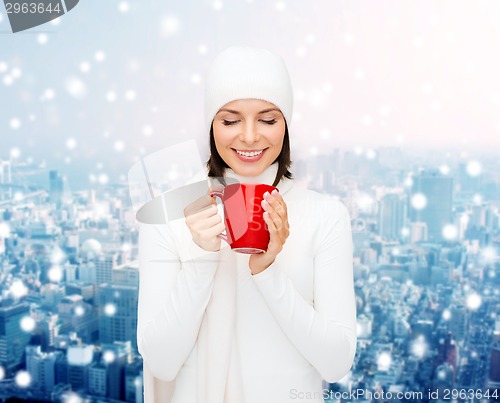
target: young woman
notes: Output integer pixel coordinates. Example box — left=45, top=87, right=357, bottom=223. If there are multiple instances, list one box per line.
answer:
left=137, top=46, right=357, bottom=403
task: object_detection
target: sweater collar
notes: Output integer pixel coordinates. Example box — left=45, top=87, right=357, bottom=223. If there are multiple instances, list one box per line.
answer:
left=223, top=163, right=294, bottom=195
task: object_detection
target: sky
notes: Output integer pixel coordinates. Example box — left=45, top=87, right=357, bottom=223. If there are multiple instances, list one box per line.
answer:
left=1, top=0, right=499, bottom=187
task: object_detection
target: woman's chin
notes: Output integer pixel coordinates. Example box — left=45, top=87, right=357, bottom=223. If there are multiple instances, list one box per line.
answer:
left=231, top=160, right=267, bottom=177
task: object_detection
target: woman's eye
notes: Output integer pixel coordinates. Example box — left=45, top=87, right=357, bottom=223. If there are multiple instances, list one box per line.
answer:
left=222, top=120, right=238, bottom=126
left=262, top=119, right=277, bottom=125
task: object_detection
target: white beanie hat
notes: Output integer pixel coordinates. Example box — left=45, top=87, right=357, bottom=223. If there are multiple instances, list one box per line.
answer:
left=204, top=46, right=293, bottom=133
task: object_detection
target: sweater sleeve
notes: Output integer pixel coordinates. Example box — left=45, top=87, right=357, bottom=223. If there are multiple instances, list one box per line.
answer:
left=136, top=222, right=221, bottom=382
left=251, top=200, right=357, bottom=384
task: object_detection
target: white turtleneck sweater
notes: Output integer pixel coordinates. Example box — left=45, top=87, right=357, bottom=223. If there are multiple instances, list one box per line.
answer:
left=137, top=163, right=357, bottom=403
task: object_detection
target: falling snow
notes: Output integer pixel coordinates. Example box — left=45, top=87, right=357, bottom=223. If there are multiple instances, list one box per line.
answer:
left=48, top=266, right=63, bottom=282
left=466, top=161, right=482, bottom=177
left=20, top=316, right=36, bottom=332
left=377, top=352, right=392, bottom=371
left=411, top=193, right=427, bottom=210
left=15, top=371, right=31, bottom=388
left=104, top=303, right=117, bottom=316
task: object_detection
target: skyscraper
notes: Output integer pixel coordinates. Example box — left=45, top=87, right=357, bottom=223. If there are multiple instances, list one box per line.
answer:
left=457, top=162, right=481, bottom=194
left=0, top=300, right=32, bottom=375
left=49, top=170, right=64, bottom=208
left=96, top=252, right=118, bottom=285
left=409, top=169, right=453, bottom=242
left=0, top=159, right=12, bottom=200
left=379, top=193, right=407, bottom=241
left=88, top=361, right=107, bottom=397
left=26, top=345, right=59, bottom=391
left=489, top=336, right=500, bottom=386
left=98, top=284, right=138, bottom=348
left=103, top=341, right=130, bottom=400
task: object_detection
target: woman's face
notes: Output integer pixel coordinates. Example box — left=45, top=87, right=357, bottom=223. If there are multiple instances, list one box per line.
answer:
left=212, top=98, right=286, bottom=177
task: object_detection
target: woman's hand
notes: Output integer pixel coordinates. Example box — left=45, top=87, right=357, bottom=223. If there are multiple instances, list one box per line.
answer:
left=184, top=193, right=225, bottom=252
left=249, top=189, right=290, bottom=275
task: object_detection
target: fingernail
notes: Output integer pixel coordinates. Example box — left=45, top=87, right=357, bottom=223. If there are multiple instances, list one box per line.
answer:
left=271, top=189, right=278, bottom=196
left=261, top=199, right=268, bottom=208
left=264, top=191, right=270, bottom=199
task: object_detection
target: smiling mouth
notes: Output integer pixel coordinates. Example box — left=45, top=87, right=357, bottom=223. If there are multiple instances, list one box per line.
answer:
left=232, top=148, right=268, bottom=157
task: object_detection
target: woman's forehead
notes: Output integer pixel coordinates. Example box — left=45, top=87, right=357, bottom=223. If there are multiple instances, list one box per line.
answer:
left=218, top=99, right=281, bottom=114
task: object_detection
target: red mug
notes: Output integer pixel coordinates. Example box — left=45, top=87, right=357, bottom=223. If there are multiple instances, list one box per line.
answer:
left=210, top=183, right=278, bottom=254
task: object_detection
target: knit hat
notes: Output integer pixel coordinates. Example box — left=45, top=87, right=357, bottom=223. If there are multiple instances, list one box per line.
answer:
left=204, top=46, right=293, bottom=133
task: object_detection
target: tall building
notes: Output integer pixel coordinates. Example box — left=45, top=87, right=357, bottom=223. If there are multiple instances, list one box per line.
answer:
left=431, top=262, right=453, bottom=286
left=65, top=282, right=96, bottom=303
left=88, top=361, right=107, bottom=397
left=98, top=284, right=138, bottom=348
left=352, top=222, right=371, bottom=260
left=64, top=263, right=78, bottom=283
left=57, top=295, right=98, bottom=342
left=489, top=336, right=500, bottom=385
left=54, top=353, right=68, bottom=385
left=30, top=310, right=60, bottom=351
left=67, top=361, right=90, bottom=392
left=26, top=345, right=60, bottom=391
left=79, top=262, right=97, bottom=283
left=378, top=262, right=410, bottom=283
left=470, top=203, right=489, bottom=228
left=448, top=304, right=468, bottom=343
left=112, top=263, right=139, bottom=287
left=410, top=222, right=428, bottom=243
left=41, top=283, right=65, bottom=308
left=0, top=160, right=12, bottom=184
left=125, top=360, right=144, bottom=403
left=102, top=341, right=131, bottom=400
left=49, top=170, right=64, bottom=208
left=457, top=162, right=481, bottom=194
left=357, top=314, right=373, bottom=339
left=0, top=159, right=12, bottom=200
left=409, top=169, right=453, bottom=242
left=96, top=253, right=118, bottom=285
left=67, top=345, right=94, bottom=391
left=0, top=300, right=31, bottom=375
left=379, top=193, right=407, bottom=241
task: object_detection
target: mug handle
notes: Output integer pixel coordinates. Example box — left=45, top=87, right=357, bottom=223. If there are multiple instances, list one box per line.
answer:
left=209, top=190, right=228, bottom=243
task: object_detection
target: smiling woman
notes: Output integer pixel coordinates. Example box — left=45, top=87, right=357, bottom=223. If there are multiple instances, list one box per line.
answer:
left=211, top=99, right=287, bottom=177
left=137, top=46, right=357, bottom=403
left=207, top=110, right=293, bottom=186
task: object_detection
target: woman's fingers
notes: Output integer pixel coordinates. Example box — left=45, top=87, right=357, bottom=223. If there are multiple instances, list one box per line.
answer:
left=262, top=195, right=289, bottom=239
left=184, top=194, right=215, bottom=217
left=183, top=194, right=223, bottom=252
left=263, top=211, right=284, bottom=251
left=263, top=202, right=286, bottom=244
left=266, top=190, right=287, bottom=219
left=204, top=221, right=226, bottom=238
left=193, top=210, right=223, bottom=230
left=185, top=203, right=217, bottom=224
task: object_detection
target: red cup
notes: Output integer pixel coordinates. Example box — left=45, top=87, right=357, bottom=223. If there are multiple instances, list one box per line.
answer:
left=210, top=183, right=278, bottom=254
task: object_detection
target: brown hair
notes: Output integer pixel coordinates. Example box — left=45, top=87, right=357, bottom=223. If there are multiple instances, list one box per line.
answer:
left=205, top=121, right=293, bottom=187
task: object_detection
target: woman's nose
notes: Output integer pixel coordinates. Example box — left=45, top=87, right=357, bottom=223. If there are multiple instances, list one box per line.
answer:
left=240, top=122, right=259, bottom=144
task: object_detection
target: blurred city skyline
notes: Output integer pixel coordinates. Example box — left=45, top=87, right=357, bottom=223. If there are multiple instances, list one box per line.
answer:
left=0, top=142, right=499, bottom=401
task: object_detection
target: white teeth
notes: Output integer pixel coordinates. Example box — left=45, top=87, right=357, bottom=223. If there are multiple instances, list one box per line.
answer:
left=236, top=149, right=264, bottom=157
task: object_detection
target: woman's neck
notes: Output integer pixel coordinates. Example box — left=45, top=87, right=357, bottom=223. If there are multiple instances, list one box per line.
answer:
left=224, top=163, right=279, bottom=186
left=207, top=162, right=294, bottom=195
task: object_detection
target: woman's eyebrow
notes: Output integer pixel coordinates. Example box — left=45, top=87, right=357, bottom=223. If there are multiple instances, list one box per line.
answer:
left=217, top=109, right=240, bottom=115
left=258, top=108, right=280, bottom=114
left=217, top=107, right=281, bottom=115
